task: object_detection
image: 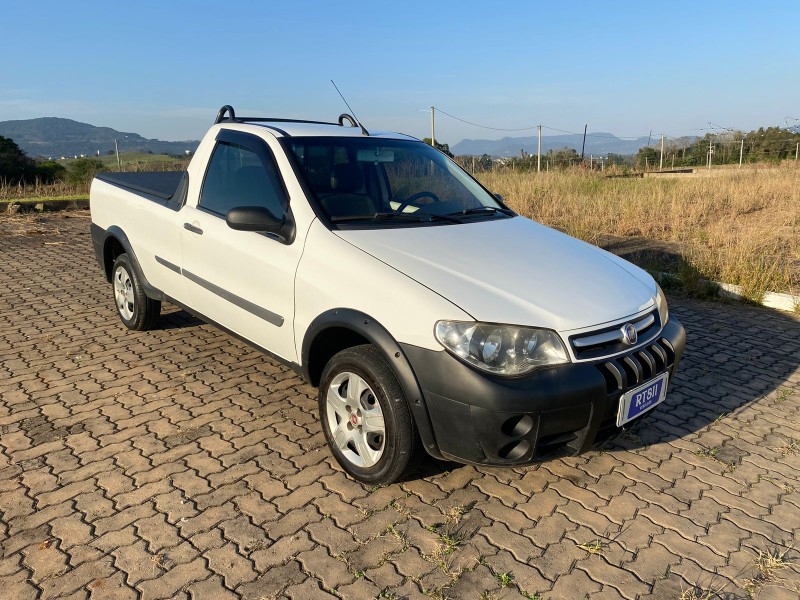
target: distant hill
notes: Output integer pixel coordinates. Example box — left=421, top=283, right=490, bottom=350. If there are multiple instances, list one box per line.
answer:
left=0, top=117, right=200, bottom=158
left=452, top=133, right=661, bottom=157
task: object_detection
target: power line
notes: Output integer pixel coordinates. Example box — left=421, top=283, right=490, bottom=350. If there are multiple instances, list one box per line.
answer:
left=433, top=107, right=655, bottom=139
left=541, top=125, right=650, bottom=140
left=430, top=106, right=799, bottom=146
left=433, top=108, right=539, bottom=132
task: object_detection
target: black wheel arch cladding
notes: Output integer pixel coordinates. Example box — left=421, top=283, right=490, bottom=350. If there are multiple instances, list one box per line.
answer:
left=302, top=308, right=443, bottom=459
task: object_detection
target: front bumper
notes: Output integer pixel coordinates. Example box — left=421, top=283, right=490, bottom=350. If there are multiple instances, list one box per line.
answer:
left=401, top=317, right=686, bottom=466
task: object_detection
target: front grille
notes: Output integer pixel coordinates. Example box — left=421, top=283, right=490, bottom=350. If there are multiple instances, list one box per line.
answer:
left=570, top=310, right=661, bottom=360
left=585, top=336, right=677, bottom=448
left=597, top=337, right=676, bottom=393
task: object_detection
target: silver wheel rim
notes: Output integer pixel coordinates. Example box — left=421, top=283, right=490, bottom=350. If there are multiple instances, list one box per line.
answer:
left=325, top=371, right=385, bottom=468
left=114, top=265, right=135, bottom=321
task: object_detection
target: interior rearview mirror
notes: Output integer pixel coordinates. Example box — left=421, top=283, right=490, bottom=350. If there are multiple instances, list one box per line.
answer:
left=357, top=148, right=395, bottom=163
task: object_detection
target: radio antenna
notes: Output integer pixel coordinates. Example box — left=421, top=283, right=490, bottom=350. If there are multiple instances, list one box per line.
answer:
left=330, top=80, right=369, bottom=136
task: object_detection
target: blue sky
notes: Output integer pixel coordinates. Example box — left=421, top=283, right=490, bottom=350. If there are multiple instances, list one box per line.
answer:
left=2, top=1, right=798, bottom=144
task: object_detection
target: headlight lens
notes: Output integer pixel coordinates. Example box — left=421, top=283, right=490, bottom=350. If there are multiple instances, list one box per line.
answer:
left=435, top=321, right=569, bottom=376
left=655, top=283, right=669, bottom=325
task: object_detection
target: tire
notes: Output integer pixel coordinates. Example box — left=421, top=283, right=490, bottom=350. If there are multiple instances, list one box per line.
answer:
left=319, top=345, right=421, bottom=485
left=111, top=253, right=161, bottom=331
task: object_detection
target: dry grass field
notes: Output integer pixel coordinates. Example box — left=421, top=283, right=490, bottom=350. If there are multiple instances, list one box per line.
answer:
left=477, top=162, right=800, bottom=302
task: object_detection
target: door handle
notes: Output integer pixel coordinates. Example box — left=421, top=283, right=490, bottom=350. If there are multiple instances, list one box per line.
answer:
left=183, top=223, right=203, bottom=235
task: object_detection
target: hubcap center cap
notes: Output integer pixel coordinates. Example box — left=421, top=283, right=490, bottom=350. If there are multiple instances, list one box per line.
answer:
left=349, top=413, right=360, bottom=427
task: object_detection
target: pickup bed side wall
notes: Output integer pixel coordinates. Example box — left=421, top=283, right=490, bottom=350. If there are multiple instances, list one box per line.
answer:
left=90, top=178, right=185, bottom=301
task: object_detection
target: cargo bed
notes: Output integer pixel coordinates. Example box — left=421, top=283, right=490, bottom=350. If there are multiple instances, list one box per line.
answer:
left=95, top=171, right=188, bottom=208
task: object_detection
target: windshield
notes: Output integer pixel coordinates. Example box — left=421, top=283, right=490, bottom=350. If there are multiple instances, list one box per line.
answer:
left=288, top=137, right=508, bottom=225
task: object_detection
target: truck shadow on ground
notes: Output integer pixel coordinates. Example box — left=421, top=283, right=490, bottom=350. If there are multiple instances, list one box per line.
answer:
left=156, top=307, right=206, bottom=331
left=409, top=297, right=800, bottom=481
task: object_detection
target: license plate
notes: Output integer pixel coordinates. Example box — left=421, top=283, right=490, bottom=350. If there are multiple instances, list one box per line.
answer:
left=616, top=372, right=669, bottom=427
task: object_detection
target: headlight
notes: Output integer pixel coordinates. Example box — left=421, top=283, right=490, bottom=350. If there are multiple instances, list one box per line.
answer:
left=434, top=321, right=569, bottom=376
left=655, top=283, right=669, bottom=325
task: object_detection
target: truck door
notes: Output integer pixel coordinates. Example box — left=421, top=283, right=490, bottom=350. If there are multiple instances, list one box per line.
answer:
left=179, top=130, right=301, bottom=363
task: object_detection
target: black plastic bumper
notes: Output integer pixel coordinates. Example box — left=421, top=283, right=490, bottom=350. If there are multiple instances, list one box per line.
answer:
left=401, top=317, right=685, bottom=466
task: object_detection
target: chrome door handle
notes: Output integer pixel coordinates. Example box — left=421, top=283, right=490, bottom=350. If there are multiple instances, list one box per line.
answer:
left=183, top=223, right=203, bottom=235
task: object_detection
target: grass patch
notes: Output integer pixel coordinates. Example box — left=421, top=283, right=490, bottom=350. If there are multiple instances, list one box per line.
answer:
left=679, top=585, right=723, bottom=600
left=577, top=539, right=609, bottom=556
left=779, top=438, right=799, bottom=457
left=742, top=547, right=792, bottom=596
left=495, top=571, right=513, bottom=588
left=774, top=387, right=795, bottom=405
left=695, top=447, right=720, bottom=459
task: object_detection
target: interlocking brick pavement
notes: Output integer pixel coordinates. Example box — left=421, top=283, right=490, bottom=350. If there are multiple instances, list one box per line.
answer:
left=1, top=211, right=799, bottom=599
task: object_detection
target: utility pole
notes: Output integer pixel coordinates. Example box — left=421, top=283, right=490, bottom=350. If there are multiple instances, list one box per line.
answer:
left=537, top=125, right=542, bottom=172
left=581, top=124, right=587, bottom=160
left=430, top=107, right=435, bottom=149
left=739, top=139, right=744, bottom=167
left=115, top=139, right=121, bottom=169
left=659, top=134, right=664, bottom=170
left=796, top=142, right=799, bottom=161
left=707, top=139, right=713, bottom=170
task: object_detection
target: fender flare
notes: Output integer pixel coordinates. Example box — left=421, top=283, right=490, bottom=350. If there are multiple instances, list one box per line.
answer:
left=95, top=224, right=165, bottom=301
left=302, top=308, right=443, bottom=459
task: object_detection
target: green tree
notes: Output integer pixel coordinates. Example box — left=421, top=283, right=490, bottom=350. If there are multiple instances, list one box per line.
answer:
left=67, top=158, right=106, bottom=185
left=636, top=146, right=659, bottom=169
left=605, top=153, right=630, bottom=167
left=0, top=135, right=36, bottom=183
left=35, top=161, right=67, bottom=183
left=545, top=147, right=580, bottom=167
left=422, top=137, right=454, bottom=158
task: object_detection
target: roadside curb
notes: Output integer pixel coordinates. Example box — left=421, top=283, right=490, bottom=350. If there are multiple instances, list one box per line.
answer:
left=717, top=282, right=800, bottom=312
left=4, top=198, right=89, bottom=213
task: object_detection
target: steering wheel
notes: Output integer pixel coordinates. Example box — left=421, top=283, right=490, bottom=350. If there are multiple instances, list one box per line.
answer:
left=395, top=191, right=441, bottom=213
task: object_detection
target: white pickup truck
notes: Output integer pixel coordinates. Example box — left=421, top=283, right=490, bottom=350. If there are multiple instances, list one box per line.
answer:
left=90, top=106, right=685, bottom=484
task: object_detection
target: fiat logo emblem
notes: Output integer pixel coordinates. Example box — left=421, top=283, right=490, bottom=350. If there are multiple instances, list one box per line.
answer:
left=621, top=323, right=637, bottom=345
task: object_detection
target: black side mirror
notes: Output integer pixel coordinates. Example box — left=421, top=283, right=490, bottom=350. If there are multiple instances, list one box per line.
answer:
left=226, top=206, right=285, bottom=233
left=494, top=193, right=503, bottom=202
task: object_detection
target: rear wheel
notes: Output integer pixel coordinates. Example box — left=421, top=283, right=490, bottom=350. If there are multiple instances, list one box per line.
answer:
left=319, top=345, right=420, bottom=484
left=112, top=254, right=160, bottom=331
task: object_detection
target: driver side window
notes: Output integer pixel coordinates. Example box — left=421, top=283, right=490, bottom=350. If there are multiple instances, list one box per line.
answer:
left=200, top=141, right=287, bottom=218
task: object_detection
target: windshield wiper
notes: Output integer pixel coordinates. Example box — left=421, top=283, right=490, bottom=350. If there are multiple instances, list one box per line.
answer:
left=332, top=211, right=461, bottom=223
left=449, top=206, right=516, bottom=217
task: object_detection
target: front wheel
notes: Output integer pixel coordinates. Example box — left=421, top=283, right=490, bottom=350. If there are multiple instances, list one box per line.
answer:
left=319, top=345, right=421, bottom=484
left=111, top=254, right=161, bottom=331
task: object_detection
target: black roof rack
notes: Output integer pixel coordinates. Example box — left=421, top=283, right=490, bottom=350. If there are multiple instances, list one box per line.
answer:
left=213, top=105, right=359, bottom=130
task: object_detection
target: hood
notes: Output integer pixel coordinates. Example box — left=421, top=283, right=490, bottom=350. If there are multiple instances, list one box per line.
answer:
left=335, top=216, right=656, bottom=332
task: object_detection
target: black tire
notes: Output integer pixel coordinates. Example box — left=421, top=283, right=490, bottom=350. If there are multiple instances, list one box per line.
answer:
left=111, top=253, right=161, bottom=331
left=319, top=345, right=421, bottom=485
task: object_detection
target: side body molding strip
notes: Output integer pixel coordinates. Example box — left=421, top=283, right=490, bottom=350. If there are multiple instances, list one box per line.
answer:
left=154, top=255, right=181, bottom=274
left=154, top=255, right=284, bottom=327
